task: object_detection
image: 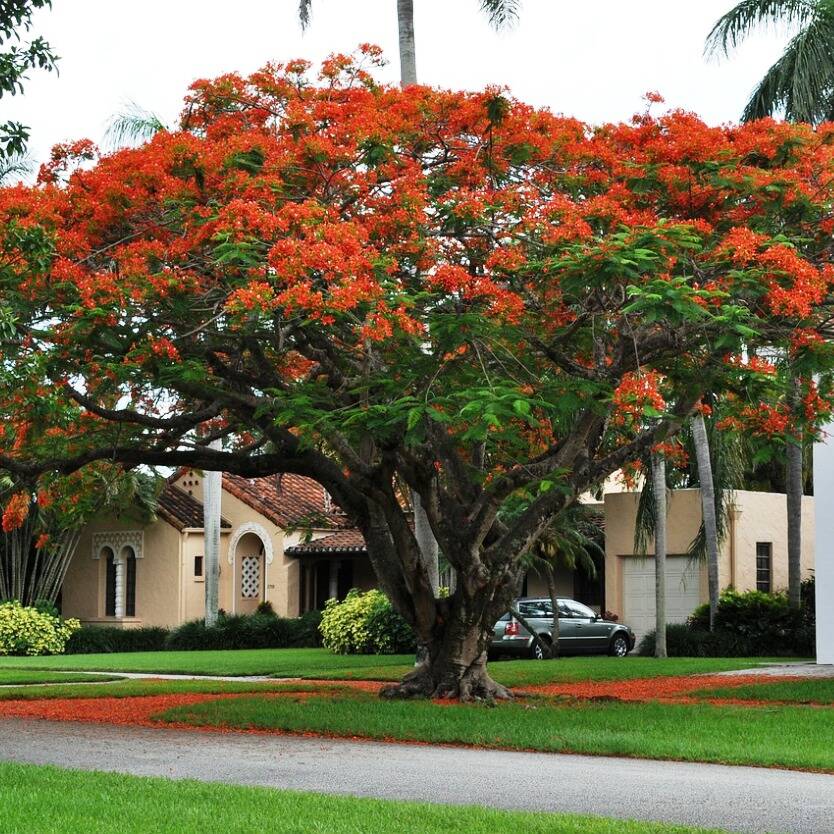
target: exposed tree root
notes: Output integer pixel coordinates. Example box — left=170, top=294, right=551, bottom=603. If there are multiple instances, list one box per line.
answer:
left=380, top=655, right=513, bottom=702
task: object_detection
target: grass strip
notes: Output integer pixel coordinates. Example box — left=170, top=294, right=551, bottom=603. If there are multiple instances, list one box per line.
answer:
left=0, top=670, right=121, bottom=686
left=694, top=678, right=834, bottom=704
left=0, top=647, right=784, bottom=684
left=160, top=690, right=834, bottom=772
left=0, top=761, right=733, bottom=834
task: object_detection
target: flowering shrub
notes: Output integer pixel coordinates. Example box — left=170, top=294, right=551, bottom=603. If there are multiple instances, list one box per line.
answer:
left=0, top=601, right=81, bottom=656
left=320, top=589, right=415, bottom=655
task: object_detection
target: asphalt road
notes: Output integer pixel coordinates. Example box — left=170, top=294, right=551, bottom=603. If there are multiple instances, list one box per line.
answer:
left=2, top=718, right=833, bottom=834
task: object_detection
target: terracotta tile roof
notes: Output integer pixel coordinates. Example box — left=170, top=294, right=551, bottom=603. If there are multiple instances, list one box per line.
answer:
left=222, top=472, right=349, bottom=530
left=285, top=529, right=367, bottom=556
left=156, top=484, right=232, bottom=531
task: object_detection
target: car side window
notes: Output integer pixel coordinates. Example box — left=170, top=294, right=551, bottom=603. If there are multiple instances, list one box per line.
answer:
left=557, top=602, right=571, bottom=618
left=518, top=602, right=547, bottom=618
left=567, top=601, right=596, bottom=619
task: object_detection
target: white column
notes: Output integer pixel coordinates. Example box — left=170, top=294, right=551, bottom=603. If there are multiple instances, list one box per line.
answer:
left=814, top=428, right=834, bottom=664
left=328, top=559, right=340, bottom=601
left=204, top=439, right=222, bottom=627
left=114, top=557, right=126, bottom=619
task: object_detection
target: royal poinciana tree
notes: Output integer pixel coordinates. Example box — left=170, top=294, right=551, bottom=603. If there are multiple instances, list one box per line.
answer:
left=2, top=50, right=834, bottom=697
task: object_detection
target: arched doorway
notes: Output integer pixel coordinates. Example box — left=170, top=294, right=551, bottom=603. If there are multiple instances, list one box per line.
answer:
left=228, top=525, right=273, bottom=615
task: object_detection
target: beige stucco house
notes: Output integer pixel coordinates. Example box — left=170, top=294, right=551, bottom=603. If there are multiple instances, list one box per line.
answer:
left=60, top=470, right=815, bottom=641
left=60, top=469, right=376, bottom=629
left=602, top=489, right=815, bottom=640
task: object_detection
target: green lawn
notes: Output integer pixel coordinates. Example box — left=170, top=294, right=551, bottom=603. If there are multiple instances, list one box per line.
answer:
left=0, top=648, right=783, bottom=685
left=159, top=689, right=834, bottom=771
left=0, top=648, right=410, bottom=678
left=0, top=762, right=733, bottom=834
left=0, top=670, right=121, bottom=686
left=695, top=677, right=834, bottom=704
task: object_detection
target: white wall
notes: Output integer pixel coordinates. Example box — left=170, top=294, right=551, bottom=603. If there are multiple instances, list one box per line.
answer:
left=815, top=431, right=834, bottom=664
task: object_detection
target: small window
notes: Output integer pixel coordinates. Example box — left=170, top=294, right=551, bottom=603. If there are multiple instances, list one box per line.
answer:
left=756, top=543, right=772, bottom=592
left=194, top=556, right=204, bottom=578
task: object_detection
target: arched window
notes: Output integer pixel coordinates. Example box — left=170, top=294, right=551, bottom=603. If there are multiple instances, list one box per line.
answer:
left=122, top=545, right=137, bottom=617
left=102, top=547, right=116, bottom=617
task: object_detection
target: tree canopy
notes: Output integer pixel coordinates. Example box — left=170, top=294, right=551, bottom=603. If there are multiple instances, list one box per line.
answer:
left=2, top=50, right=833, bottom=695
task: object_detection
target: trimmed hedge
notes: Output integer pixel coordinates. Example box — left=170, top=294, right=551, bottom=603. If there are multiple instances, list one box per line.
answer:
left=320, top=589, right=415, bottom=655
left=65, top=626, right=168, bottom=655
left=638, top=586, right=815, bottom=658
left=165, top=610, right=322, bottom=651
left=64, top=610, right=322, bottom=654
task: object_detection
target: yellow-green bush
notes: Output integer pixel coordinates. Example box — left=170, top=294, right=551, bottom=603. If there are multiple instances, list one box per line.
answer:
left=319, top=589, right=415, bottom=655
left=0, top=601, right=81, bottom=656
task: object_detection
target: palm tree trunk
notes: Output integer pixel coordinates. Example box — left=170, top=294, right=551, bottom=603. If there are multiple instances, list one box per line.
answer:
left=397, top=0, right=418, bottom=85
left=692, top=411, right=720, bottom=631
left=546, top=565, right=560, bottom=658
left=786, top=374, right=803, bottom=608
left=203, top=440, right=222, bottom=627
left=652, top=451, right=667, bottom=658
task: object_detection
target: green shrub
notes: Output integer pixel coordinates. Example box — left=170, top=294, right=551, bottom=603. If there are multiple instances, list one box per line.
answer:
left=320, top=589, right=415, bottom=655
left=165, top=610, right=323, bottom=651
left=0, top=601, right=80, bottom=656
left=65, top=626, right=168, bottom=655
left=638, top=624, right=758, bottom=658
left=65, top=610, right=323, bottom=654
left=638, top=587, right=815, bottom=657
left=285, top=609, right=323, bottom=648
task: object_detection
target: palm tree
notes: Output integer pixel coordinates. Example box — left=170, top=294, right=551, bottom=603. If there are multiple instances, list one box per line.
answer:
left=105, top=102, right=167, bottom=149
left=691, top=412, right=721, bottom=631
left=651, top=452, right=668, bottom=657
left=786, top=374, right=804, bottom=607
left=707, top=3, right=822, bottom=608
left=297, top=1, right=521, bottom=86
left=514, top=503, right=602, bottom=658
left=706, top=0, right=834, bottom=123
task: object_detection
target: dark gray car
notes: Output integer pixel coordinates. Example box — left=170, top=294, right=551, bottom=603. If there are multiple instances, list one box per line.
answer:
left=490, top=597, right=635, bottom=659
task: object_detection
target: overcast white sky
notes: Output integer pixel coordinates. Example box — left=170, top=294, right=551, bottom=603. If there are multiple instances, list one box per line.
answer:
left=6, top=0, right=796, bottom=168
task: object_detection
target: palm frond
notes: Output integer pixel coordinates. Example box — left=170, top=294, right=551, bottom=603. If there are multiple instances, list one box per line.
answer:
left=479, top=0, right=521, bottom=29
left=740, top=13, right=834, bottom=122
left=298, top=0, right=313, bottom=30
left=0, top=152, right=30, bottom=183
left=634, top=456, right=658, bottom=556
left=105, top=102, right=167, bottom=149
left=705, top=0, right=820, bottom=58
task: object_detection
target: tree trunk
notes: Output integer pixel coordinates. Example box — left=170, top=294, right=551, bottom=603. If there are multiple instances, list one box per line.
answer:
left=546, top=565, right=560, bottom=658
left=382, top=588, right=513, bottom=701
left=412, top=490, right=439, bottom=666
left=397, top=0, right=418, bottom=86
left=786, top=374, right=803, bottom=609
left=203, top=439, right=222, bottom=627
left=652, top=451, right=667, bottom=658
left=692, top=411, right=720, bottom=631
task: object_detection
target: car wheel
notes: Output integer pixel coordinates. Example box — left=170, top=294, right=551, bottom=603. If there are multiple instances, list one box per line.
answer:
left=530, top=636, right=551, bottom=660
left=608, top=633, right=630, bottom=657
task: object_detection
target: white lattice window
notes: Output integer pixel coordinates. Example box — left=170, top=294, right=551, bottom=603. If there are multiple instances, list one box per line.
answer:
left=241, top=555, right=261, bottom=598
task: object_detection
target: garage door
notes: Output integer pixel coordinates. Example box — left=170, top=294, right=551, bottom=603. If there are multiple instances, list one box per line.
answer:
left=622, top=556, right=701, bottom=642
